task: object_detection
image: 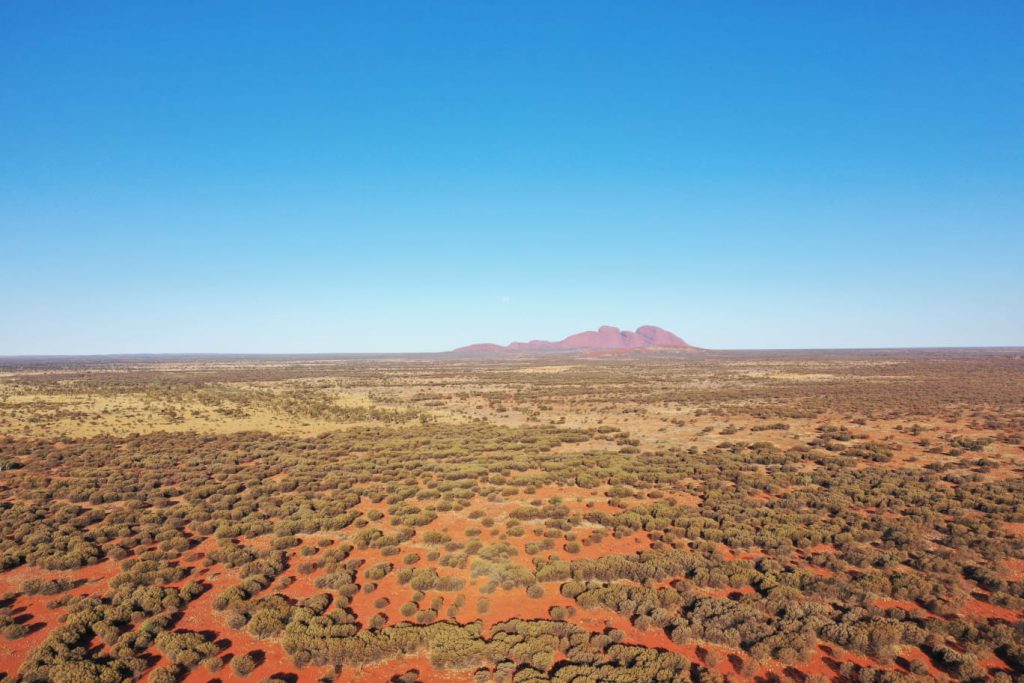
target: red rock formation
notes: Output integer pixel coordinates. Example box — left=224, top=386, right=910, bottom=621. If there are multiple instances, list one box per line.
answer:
left=454, top=325, right=695, bottom=353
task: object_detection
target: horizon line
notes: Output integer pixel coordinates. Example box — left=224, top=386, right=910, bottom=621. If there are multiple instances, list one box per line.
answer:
left=1, top=345, right=1022, bottom=361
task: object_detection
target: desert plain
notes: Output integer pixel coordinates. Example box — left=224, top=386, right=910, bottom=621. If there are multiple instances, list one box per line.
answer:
left=0, top=350, right=1022, bottom=682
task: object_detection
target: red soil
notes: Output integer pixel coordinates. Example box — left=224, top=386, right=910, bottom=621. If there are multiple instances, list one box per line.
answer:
left=171, top=571, right=331, bottom=683
left=0, top=559, right=121, bottom=678
left=959, top=597, right=1020, bottom=621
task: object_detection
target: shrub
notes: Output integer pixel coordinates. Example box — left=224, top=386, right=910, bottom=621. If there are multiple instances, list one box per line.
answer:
left=231, top=653, right=256, bottom=676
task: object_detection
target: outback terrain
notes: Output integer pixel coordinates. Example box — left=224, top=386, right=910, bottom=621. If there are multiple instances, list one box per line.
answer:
left=0, top=350, right=1022, bottom=682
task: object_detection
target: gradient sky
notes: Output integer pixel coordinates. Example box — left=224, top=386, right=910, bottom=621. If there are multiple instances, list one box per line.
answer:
left=2, top=2, right=1022, bottom=354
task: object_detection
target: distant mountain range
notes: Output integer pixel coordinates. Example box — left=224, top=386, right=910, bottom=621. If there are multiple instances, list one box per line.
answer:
left=453, top=325, right=697, bottom=353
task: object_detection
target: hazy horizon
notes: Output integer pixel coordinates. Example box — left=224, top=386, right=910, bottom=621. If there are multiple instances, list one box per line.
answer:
left=3, top=3, right=1022, bottom=354
left=2, top=331, right=1023, bottom=359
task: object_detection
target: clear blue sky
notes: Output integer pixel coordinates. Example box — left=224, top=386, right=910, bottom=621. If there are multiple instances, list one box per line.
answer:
left=2, top=2, right=1021, bottom=353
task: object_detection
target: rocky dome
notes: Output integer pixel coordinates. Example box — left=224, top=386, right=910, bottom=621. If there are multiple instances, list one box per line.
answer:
left=454, top=325, right=694, bottom=353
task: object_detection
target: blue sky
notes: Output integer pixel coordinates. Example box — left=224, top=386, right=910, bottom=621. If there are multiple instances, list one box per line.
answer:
left=2, top=2, right=1022, bottom=353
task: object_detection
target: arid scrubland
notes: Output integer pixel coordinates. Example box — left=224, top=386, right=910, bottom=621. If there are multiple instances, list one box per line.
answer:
left=0, top=350, right=1022, bottom=682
